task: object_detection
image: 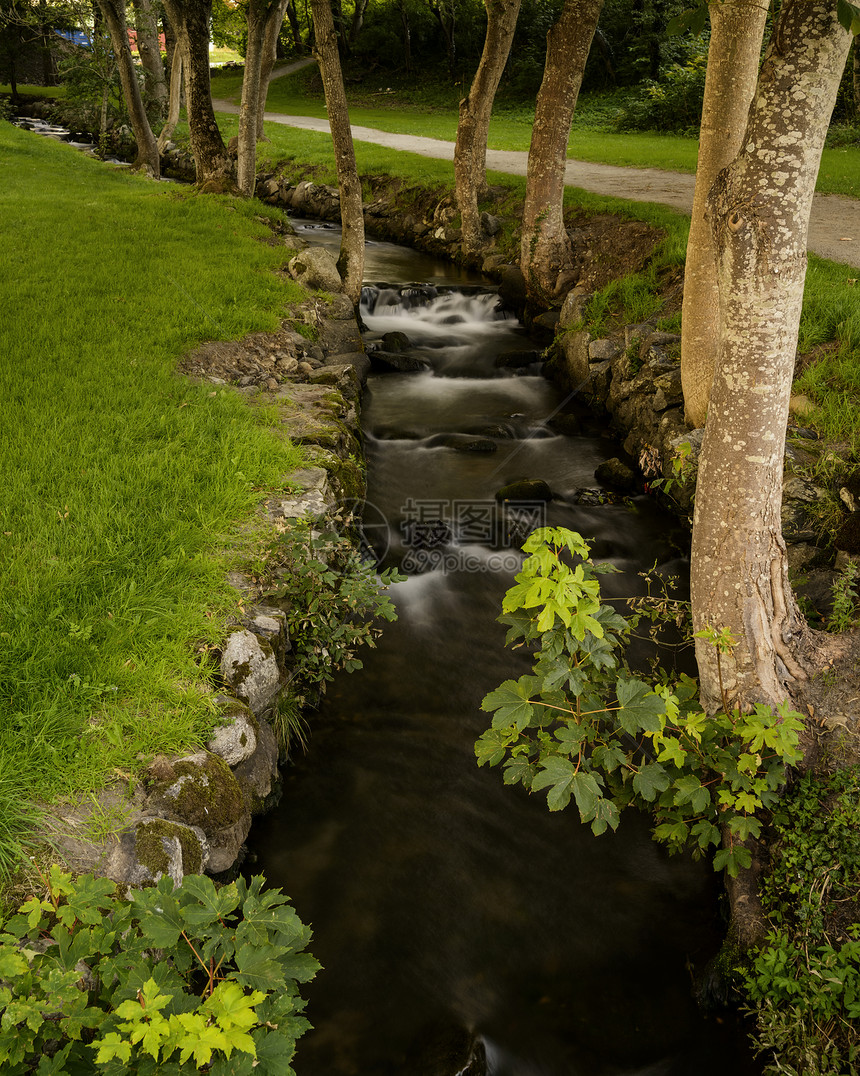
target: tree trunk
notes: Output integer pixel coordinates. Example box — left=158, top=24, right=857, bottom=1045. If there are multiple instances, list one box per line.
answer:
left=132, top=0, right=169, bottom=120
left=520, top=0, right=603, bottom=300
left=157, top=42, right=182, bottom=152
left=255, top=0, right=292, bottom=139
left=854, top=36, right=860, bottom=116
left=163, top=0, right=234, bottom=187
left=348, top=0, right=369, bottom=45
left=427, top=0, right=456, bottom=79
left=690, top=0, right=852, bottom=716
left=454, top=0, right=521, bottom=256
left=238, top=0, right=269, bottom=196
left=96, top=0, right=161, bottom=177
left=680, top=0, right=769, bottom=429
left=310, top=0, right=365, bottom=306
left=286, top=0, right=304, bottom=50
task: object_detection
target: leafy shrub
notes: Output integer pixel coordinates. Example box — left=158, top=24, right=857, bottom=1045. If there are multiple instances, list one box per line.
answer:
left=739, top=768, right=860, bottom=1075
left=0, top=865, right=319, bottom=1074
left=272, top=516, right=403, bottom=695
left=615, top=52, right=707, bottom=135
left=474, top=528, right=803, bottom=876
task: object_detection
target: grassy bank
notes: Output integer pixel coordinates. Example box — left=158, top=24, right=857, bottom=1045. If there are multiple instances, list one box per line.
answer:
left=0, top=123, right=305, bottom=874
left=209, top=67, right=860, bottom=197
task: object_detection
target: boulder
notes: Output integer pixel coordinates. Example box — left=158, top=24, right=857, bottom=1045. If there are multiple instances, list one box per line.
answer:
left=382, top=331, right=411, bottom=352
left=207, top=700, right=259, bottom=768
left=288, top=247, right=343, bottom=292
left=105, top=817, right=209, bottom=886
left=369, top=350, right=427, bottom=373
left=595, top=457, right=637, bottom=492
left=425, top=434, right=498, bottom=452
left=494, top=349, right=543, bottom=369
left=220, top=629, right=280, bottom=716
left=232, top=716, right=280, bottom=813
left=147, top=751, right=251, bottom=875
left=495, top=478, right=553, bottom=502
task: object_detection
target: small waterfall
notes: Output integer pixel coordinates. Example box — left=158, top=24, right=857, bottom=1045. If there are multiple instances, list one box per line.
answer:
left=247, top=231, right=758, bottom=1076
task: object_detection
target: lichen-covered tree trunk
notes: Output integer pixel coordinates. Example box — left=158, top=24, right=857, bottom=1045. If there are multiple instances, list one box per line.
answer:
left=454, top=0, right=521, bottom=255
left=680, top=0, right=769, bottom=429
left=132, top=0, right=169, bottom=120
left=156, top=43, right=182, bottom=153
left=690, top=1, right=852, bottom=716
left=520, top=0, right=603, bottom=300
left=96, top=0, right=161, bottom=177
left=310, top=0, right=364, bottom=306
left=163, top=0, right=234, bottom=187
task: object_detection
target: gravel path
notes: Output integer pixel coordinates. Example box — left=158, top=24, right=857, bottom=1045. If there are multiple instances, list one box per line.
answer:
left=214, top=75, right=860, bottom=270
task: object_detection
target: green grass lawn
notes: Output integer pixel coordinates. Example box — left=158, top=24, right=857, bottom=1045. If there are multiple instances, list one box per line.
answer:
left=209, top=67, right=860, bottom=198
left=0, top=83, right=66, bottom=97
left=0, top=123, right=305, bottom=874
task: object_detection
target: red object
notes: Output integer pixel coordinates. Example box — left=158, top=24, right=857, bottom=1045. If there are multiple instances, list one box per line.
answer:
left=127, top=28, right=167, bottom=52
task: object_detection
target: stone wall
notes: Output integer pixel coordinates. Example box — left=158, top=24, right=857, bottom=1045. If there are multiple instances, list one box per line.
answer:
left=44, top=243, right=370, bottom=887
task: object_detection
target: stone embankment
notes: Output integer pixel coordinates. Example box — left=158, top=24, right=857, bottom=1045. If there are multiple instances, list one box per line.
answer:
left=46, top=240, right=370, bottom=886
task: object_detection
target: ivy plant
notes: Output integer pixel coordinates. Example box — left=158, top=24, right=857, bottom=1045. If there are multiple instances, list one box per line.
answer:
left=0, top=865, right=319, bottom=1074
left=474, top=527, right=804, bottom=876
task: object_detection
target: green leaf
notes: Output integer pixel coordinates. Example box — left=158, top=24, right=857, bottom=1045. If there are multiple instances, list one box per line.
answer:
left=837, top=0, right=860, bottom=34
left=570, top=771, right=603, bottom=822
left=502, top=757, right=537, bottom=787
left=632, top=762, right=669, bottom=803
left=480, top=677, right=539, bottom=730
left=178, top=876, right=241, bottom=931
left=130, top=878, right=188, bottom=949
left=65, top=874, right=118, bottom=926
left=616, top=677, right=667, bottom=734
left=0, top=946, right=29, bottom=978
left=532, top=756, right=578, bottom=811
left=713, top=845, right=752, bottom=876
left=666, top=3, right=708, bottom=36
left=554, top=723, right=588, bottom=755
left=474, top=728, right=509, bottom=768
left=590, top=797, right=620, bottom=836
left=93, top=1033, right=133, bottom=1066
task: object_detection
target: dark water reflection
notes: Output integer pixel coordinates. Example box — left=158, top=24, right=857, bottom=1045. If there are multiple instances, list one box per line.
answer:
left=247, top=226, right=758, bottom=1075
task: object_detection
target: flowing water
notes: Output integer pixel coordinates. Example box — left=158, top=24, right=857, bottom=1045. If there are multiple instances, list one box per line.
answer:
left=247, top=223, right=758, bottom=1075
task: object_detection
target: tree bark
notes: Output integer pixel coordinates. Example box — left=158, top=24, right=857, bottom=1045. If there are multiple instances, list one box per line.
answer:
left=454, top=0, right=521, bottom=256
left=310, top=0, right=365, bottom=306
left=286, top=0, right=304, bottom=51
left=95, top=0, right=161, bottom=176
left=520, top=0, right=603, bottom=300
left=348, top=0, right=369, bottom=45
left=157, top=40, right=182, bottom=152
left=238, top=0, right=269, bottom=195
left=132, top=0, right=168, bottom=120
left=255, top=0, right=291, bottom=139
left=680, top=0, right=769, bottom=429
left=690, top=0, right=852, bottom=715
left=163, top=0, right=234, bottom=187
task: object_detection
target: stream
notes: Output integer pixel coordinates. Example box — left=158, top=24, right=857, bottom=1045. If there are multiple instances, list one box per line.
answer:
left=248, top=223, right=759, bottom=1075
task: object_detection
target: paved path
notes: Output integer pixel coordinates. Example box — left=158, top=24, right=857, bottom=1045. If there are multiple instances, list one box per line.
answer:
left=213, top=76, right=860, bottom=270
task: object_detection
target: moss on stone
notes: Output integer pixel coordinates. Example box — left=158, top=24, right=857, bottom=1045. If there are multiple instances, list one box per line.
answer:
left=157, top=753, right=245, bottom=834
left=135, top=818, right=206, bottom=878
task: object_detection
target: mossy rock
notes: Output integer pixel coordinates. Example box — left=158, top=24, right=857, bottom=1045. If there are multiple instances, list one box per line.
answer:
left=134, top=818, right=207, bottom=878
left=149, top=751, right=246, bottom=835
left=105, top=817, right=208, bottom=886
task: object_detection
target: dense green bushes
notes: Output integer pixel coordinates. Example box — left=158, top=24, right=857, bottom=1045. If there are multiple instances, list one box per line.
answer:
left=0, top=867, right=318, bottom=1074
left=739, top=768, right=860, bottom=1075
